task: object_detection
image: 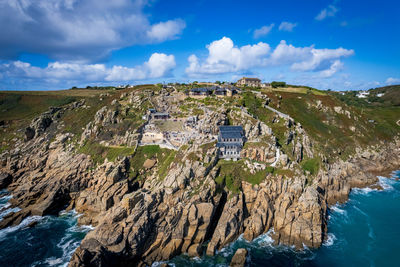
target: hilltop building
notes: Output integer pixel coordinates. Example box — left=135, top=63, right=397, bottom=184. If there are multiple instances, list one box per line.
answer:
left=217, top=125, right=245, bottom=160
left=189, top=87, right=214, bottom=97
left=237, top=77, right=261, bottom=87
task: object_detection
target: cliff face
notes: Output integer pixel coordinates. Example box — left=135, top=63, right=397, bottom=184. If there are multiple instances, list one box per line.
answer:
left=2, top=126, right=399, bottom=266
left=0, top=89, right=399, bottom=266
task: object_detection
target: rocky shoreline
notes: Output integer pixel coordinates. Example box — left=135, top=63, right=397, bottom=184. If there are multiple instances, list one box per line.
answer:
left=0, top=133, right=398, bottom=266
left=0, top=99, right=399, bottom=266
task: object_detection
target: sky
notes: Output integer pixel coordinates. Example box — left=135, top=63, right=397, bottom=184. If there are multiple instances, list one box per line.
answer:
left=0, top=0, right=399, bottom=91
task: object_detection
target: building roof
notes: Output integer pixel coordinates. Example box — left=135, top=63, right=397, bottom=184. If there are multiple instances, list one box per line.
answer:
left=191, top=87, right=213, bottom=93
left=219, top=125, right=243, bottom=132
left=153, top=112, right=169, bottom=116
left=220, top=131, right=243, bottom=139
left=218, top=125, right=244, bottom=139
left=239, top=77, right=261, bottom=81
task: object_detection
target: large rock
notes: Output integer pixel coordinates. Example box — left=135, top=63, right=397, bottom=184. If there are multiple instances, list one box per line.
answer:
left=230, top=248, right=248, bottom=267
left=0, top=172, right=12, bottom=189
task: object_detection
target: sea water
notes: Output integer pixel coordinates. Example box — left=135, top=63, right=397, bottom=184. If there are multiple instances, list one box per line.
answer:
left=0, top=191, right=92, bottom=267
left=0, top=171, right=399, bottom=266
left=167, top=170, right=400, bottom=267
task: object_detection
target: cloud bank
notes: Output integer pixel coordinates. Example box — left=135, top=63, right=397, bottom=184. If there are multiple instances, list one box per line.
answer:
left=185, top=37, right=354, bottom=78
left=0, top=53, right=176, bottom=86
left=0, top=0, right=185, bottom=62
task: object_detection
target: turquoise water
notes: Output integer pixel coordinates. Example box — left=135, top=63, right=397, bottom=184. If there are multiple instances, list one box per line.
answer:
left=0, top=191, right=92, bottom=267
left=168, top=170, right=400, bottom=267
left=0, top=171, right=398, bottom=266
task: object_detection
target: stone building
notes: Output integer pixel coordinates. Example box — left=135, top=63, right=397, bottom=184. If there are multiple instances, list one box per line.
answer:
left=237, top=77, right=261, bottom=87
left=217, top=125, right=245, bottom=160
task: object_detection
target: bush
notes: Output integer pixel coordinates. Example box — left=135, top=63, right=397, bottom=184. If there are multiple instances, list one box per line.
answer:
left=301, top=158, right=320, bottom=175
left=271, top=81, right=286, bottom=88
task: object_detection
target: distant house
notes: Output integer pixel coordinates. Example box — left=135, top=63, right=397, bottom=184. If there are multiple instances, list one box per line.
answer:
left=215, top=87, right=240, bottom=97
left=189, top=87, right=214, bottom=97
left=215, top=87, right=229, bottom=97
left=261, top=83, right=271, bottom=88
left=152, top=112, right=169, bottom=120
left=237, top=77, right=261, bottom=87
left=217, top=125, right=245, bottom=160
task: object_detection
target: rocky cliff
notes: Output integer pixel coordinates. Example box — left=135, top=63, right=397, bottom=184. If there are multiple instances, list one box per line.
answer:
left=0, top=87, right=399, bottom=267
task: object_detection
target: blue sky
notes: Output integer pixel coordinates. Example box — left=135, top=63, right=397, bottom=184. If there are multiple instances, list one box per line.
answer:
left=0, top=0, right=399, bottom=90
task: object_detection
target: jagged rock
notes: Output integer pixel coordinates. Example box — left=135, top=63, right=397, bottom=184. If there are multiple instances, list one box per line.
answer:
left=230, top=248, right=248, bottom=267
left=207, top=194, right=244, bottom=256
left=1, top=90, right=400, bottom=267
left=0, top=172, right=12, bottom=189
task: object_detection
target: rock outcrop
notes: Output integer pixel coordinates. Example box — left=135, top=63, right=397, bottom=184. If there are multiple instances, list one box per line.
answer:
left=0, top=92, right=399, bottom=267
left=230, top=248, right=248, bottom=267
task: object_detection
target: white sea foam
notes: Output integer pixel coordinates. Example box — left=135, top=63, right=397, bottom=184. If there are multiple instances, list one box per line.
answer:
left=0, top=207, right=21, bottom=220
left=330, top=205, right=347, bottom=215
left=323, top=233, right=336, bottom=247
left=0, top=215, right=43, bottom=241
left=377, top=176, right=395, bottom=190
left=352, top=187, right=376, bottom=195
left=39, top=210, right=92, bottom=267
left=253, top=229, right=275, bottom=247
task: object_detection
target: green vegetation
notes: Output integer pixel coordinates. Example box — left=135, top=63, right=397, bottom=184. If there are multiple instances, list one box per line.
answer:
left=271, top=81, right=286, bottom=88
left=301, top=158, right=320, bottom=175
left=78, top=141, right=135, bottom=165
left=0, top=93, right=77, bottom=121
left=215, top=160, right=273, bottom=193
left=130, top=145, right=177, bottom=180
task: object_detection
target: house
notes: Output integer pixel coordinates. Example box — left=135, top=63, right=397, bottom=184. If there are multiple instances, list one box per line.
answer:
left=217, top=125, right=245, bottom=160
left=215, top=87, right=240, bottom=97
left=261, top=83, right=271, bottom=88
left=215, top=87, right=228, bottom=97
left=152, top=112, right=169, bottom=120
left=237, top=77, right=261, bottom=87
left=189, top=87, right=214, bottom=97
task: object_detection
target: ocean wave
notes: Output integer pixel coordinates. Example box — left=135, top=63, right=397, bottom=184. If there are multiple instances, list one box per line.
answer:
left=0, top=207, right=21, bottom=220
left=352, top=187, right=376, bottom=195
left=253, top=229, right=275, bottom=247
left=377, top=176, right=395, bottom=191
left=0, top=215, right=43, bottom=241
left=330, top=205, right=347, bottom=215
left=32, top=210, right=93, bottom=267
left=323, top=233, right=336, bottom=247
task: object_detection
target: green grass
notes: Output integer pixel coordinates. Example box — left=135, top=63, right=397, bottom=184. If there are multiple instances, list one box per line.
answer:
left=0, top=93, right=77, bottom=121
left=78, top=141, right=135, bottom=165
left=130, top=145, right=177, bottom=180
left=215, top=160, right=273, bottom=193
left=301, top=158, right=320, bottom=175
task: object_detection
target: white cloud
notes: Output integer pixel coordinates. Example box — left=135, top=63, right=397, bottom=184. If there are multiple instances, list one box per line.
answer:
left=0, top=53, right=176, bottom=84
left=186, top=38, right=354, bottom=78
left=185, top=37, right=270, bottom=76
left=146, top=19, right=186, bottom=43
left=385, top=77, right=400, bottom=85
left=319, top=60, right=343, bottom=77
left=290, top=46, right=354, bottom=72
left=0, top=0, right=185, bottom=61
left=253, top=24, right=275, bottom=39
left=278, top=22, right=298, bottom=32
left=315, top=4, right=338, bottom=21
